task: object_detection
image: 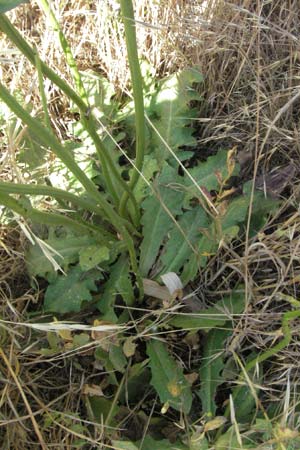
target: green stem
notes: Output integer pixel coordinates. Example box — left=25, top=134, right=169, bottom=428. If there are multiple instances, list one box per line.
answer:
left=34, top=49, right=52, bottom=130
left=0, top=82, right=107, bottom=215
left=0, top=14, right=139, bottom=216
left=0, top=83, right=141, bottom=270
left=0, top=181, right=116, bottom=241
left=82, top=113, right=140, bottom=221
left=36, top=0, right=88, bottom=104
left=118, top=0, right=145, bottom=218
left=0, top=192, right=99, bottom=237
left=0, top=14, right=143, bottom=295
left=105, top=370, right=126, bottom=428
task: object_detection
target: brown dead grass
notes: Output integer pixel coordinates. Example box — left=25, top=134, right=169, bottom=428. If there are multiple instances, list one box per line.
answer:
left=1, top=0, right=300, bottom=447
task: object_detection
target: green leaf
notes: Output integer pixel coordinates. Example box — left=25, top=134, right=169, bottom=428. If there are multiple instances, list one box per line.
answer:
left=79, top=245, right=110, bottom=271
left=79, top=71, right=116, bottom=119
left=221, top=195, right=253, bottom=231
left=109, top=344, right=127, bottom=373
left=26, top=234, right=100, bottom=281
left=181, top=192, right=250, bottom=285
left=214, top=426, right=256, bottom=449
left=146, top=439, right=188, bottom=450
left=214, top=427, right=242, bottom=450
left=48, top=141, right=100, bottom=195
left=249, top=191, right=279, bottom=236
left=132, top=156, right=159, bottom=204
left=221, top=190, right=278, bottom=240
left=150, top=67, right=203, bottom=165
left=159, top=207, right=209, bottom=275
left=17, top=127, right=48, bottom=176
left=97, top=254, right=134, bottom=315
left=139, top=165, right=185, bottom=276
left=112, top=437, right=189, bottom=450
left=44, top=266, right=101, bottom=313
left=184, top=150, right=232, bottom=197
left=190, top=436, right=209, bottom=450
left=180, top=237, right=215, bottom=285
left=114, top=436, right=189, bottom=450
left=199, top=327, right=232, bottom=417
left=119, top=362, right=151, bottom=404
left=0, top=0, right=28, bottom=13
left=87, top=397, right=119, bottom=423
left=146, top=340, right=192, bottom=414
left=169, top=292, right=245, bottom=330
left=233, top=353, right=261, bottom=423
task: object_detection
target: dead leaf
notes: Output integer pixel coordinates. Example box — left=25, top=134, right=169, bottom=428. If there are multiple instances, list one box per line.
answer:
left=217, top=187, right=237, bottom=200
left=143, top=278, right=172, bottom=301
left=82, top=384, right=104, bottom=397
left=58, top=329, right=73, bottom=341
left=161, top=401, right=170, bottom=414
left=215, top=170, right=223, bottom=184
left=161, top=272, right=183, bottom=300
left=183, top=332, right=200, bottom=348
left=276, top=427, right=299, bottom=440
left=226, top=146, right=237, bottom=179
left=91, top=319, right=117, bottom=351
left=123, top=337, right=136, bottom=357
left=184, top=372, right=198, bottom=385
left=204, top=416, right=227, bottom=432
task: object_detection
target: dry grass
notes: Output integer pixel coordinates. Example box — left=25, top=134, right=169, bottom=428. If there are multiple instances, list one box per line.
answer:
left=1, top=0, right=300, bottom=448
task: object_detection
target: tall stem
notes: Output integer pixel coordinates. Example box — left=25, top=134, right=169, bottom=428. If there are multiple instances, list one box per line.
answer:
left=118, top=0, right=145, bottom=218
left=0, top=14, right=139, bottom=217
left=0, top=181, right=116, bottom=240
left=36, top=0, right=88, bottom=104
left=0, top=192, right=101, bottom=237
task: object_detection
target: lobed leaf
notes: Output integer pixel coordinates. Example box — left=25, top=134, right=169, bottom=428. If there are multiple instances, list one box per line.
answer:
left=44, top=265, right=101, bottom=313
left=97, top=254, right=134, bottom=317
left=184, top=150, right=234, bottom=201
left=139, top=164, right=184, bottom=276
left=150, top=67, right=203, bottom=165
left=79, top=245, right=110, bottom=271
left=159, top=207, right=209, bottom=275
left=26, top=233, right=100, bottom=281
